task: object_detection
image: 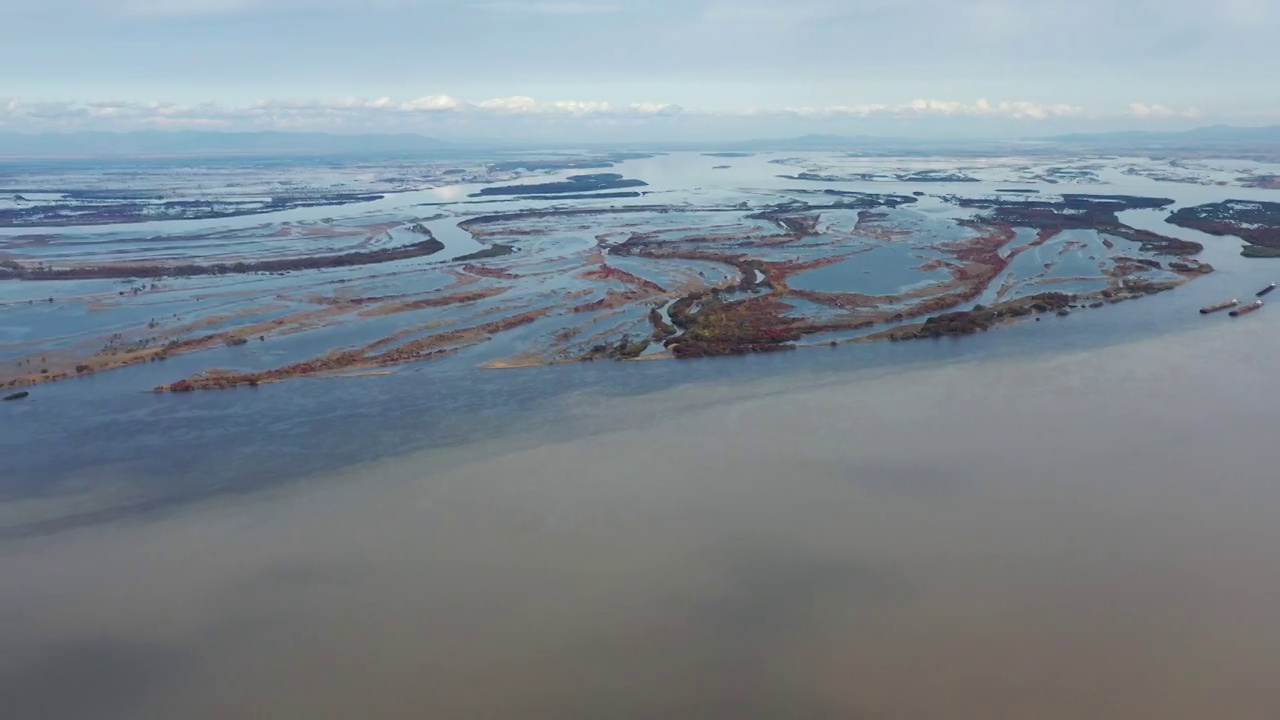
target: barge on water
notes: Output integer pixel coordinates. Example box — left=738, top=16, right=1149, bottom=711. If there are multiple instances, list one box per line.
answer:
left=1257, top=283, right=1276, bottom=297
left=1201, top=299, right=1239, bottom=314
left=1230, top=300, right=1264, bottom=317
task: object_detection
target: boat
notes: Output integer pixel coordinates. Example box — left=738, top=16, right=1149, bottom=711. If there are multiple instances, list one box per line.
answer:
left=1258, top=283, right=1277, bottom=297
left=1200, top=299, right=1239, bottom=314
left=1230, top=300, right=1264, bottom=317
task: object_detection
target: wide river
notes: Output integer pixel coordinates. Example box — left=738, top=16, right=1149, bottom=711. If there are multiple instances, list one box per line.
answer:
left=4, top=152, right=1280, bottom=717
left=4, top=286, right=1280, bottom=718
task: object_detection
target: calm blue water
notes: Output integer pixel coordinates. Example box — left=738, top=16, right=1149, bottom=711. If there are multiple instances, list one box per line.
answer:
left=2, top=246, right=1268, bottom=539
left=788, top=245, right=952, bottom=295
left=3, top=151, right=1275, bottom=537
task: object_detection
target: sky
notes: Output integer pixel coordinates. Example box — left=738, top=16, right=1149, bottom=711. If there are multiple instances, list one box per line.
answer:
left=2, top=0, right=1276, bottom=141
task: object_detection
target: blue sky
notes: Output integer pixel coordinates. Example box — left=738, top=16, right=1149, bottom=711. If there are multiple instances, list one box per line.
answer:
left=2, top=0, right=1275, bottom=139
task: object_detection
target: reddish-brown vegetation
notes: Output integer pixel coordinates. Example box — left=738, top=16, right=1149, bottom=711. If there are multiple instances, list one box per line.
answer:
left=461, top=263, right=519, bottom=280
left=572, top=289, right=650, bottom=313
left=666, top=295, right=806, bottom=357
left=870, top=293, right=1073, bottom=341
left=155, top=309, right=550, bottom=391
left=357, top=287, right=508, bottom=317
left=580, top=264, right=667, bottom=293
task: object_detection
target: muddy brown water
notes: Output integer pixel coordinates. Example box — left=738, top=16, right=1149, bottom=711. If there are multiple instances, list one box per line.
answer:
left=4, top=312, right=1280, bottom=719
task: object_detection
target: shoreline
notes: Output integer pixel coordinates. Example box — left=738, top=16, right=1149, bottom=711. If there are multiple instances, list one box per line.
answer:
left=5, top=290, right=1261, bottom=542
left=2, top=263, right=1272, bottom=540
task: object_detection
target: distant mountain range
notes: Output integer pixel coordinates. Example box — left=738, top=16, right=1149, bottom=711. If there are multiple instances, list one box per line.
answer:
left=0, top=130, right=1038, bottom=158
left=720, top=133, right=915, bottom=150
left=718, top=126, right=1280, bottom=150
left=0, top=130, right=936, bottom=158
left=1038, top=124, right=1280, bottom=146
left=3, top=125, right=1279, bottom=159
left=0, top=131, right=453, bottom=158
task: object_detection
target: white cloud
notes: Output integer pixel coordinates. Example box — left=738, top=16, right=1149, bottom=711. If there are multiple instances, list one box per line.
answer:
left=476, top=96, right=541, bottom=113
left=631, top=102, right=685, bottom=117
left=773, top=99, right=1084, bottom=120
left=141, top=116, right=232, bottom=128
left=398, top=96, right=464, bottom=112
left=0, top=94, right=1227, bottom=135
left=1127, top=103, right=1200, bottom=118
left=0, top=95, right=687, bottom=132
